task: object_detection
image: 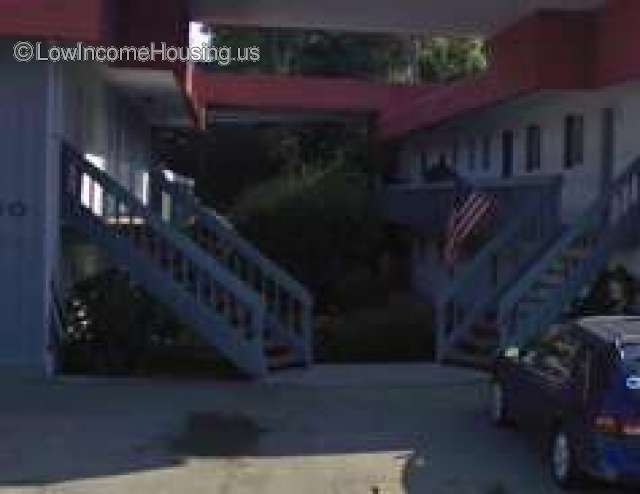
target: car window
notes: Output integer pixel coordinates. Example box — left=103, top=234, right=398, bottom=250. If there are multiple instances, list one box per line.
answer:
left=621, top=343, right=640, bottom=374
left=521, top=324, right=564, bottom=365
left=589, top=346, right=616, bottom=397
left=573, top=347, right=591, bottom=402
left=530, top=325, right=582, bottom=383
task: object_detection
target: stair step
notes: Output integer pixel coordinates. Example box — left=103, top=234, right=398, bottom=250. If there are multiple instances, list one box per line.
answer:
left=265, top=343, right=303, bottom=371
left=264, top=343, right=292, bottom=357
left=472, top=320, right=499, bottom=337
left=534, top=275, right=564, bottom=289
left=538, top=273, right=565, bottom=285
left=521, top=295, right=546, bottom=306
left=443, top=348, right=494, bottom=371
left=564, top=247, right=590, bottom=260
left=459, top=332, right=499, bottom=352
left=105, top=216, right=146, bottom=226
left=61, top=144, right=313, bottom=379
left=515, top=306, right=532, bottom=318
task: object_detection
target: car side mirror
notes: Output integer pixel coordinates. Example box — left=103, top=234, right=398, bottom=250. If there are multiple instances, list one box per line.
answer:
left=503, top=346, right=521, bottom=361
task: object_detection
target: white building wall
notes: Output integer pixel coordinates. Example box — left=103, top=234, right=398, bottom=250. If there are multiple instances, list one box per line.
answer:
left=0, top=39, right=156, bottom=377
left=398, top=82, right=640, bottom=275
left=400, top=85, right=640, bottom=223
left=57, top=63, right=152, bottom=200
left=0, top=40, right=56, bottom=376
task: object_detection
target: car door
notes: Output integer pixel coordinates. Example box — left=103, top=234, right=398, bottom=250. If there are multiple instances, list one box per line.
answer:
left=529, top=328, right=584, bottom=432
left=511, top=325, right=583, bottom=430
left=505, top=332, right=553, bottom=426
left=568, top=342, right=599, bottom=454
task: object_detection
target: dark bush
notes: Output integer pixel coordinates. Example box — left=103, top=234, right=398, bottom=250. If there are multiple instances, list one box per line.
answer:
left=60, top=269, right=236, bottom=377
left=316, top=294, right=435, bottom=363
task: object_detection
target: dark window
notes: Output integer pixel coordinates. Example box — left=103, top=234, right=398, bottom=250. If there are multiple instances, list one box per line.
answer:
left=420, top=151, right=428, bottom=168
left=482, top=135, right=492, bottom=170
left=589, top=346, right=617, bottom=398
left=420, top=151, right=429, bottom=181
left=526, top=125, right=542, bottom=172
left=564, top=115, right=584, bottom=169
left=523, top=324, right=583, bottom=384
left=501, top=131, right=514, bottom=179
left=468, top=138, right=477, bottom=171
left=452, top=139, right=459, bottom=169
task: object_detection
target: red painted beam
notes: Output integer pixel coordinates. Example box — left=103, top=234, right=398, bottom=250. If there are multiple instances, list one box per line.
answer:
left=190, top=70, right=436, bottom=117
left=113, top=0, right=189, bottom=71
left=595, top=0, right=640, bottom=86
left=378, top=10, right=598, bottom=140
left=0, top=0, right=112, bottom=42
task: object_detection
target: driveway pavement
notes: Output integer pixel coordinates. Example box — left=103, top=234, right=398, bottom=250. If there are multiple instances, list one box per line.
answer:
left=0, top=364, right=631, bottom=493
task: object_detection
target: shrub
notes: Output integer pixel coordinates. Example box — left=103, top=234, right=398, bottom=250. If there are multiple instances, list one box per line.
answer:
left=316, top=293, right=435, bottom=363
left=60, top=270, right=235, bottom=377
left=232, top=166, right=394, bottom=310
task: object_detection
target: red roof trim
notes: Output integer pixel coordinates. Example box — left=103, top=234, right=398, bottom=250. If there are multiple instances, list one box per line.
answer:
left=190, top=71, right=439, bottom=117
left=378, top=9, right=598, bottom=140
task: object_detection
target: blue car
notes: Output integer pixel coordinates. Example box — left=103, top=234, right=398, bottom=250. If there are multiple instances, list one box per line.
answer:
left=491, top=316, right=640, bottom=489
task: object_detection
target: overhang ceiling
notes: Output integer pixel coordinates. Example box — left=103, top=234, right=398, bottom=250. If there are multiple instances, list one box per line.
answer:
left=190, top=0, right=604, bottom=35
left=103, top=67, right=192, bottom=128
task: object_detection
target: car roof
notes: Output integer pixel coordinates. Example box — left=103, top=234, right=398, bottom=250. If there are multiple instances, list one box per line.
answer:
left=575, top=316, right=640, bottom=345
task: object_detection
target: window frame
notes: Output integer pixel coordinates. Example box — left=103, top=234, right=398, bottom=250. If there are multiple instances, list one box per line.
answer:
left=564, top=114, right=584, bottom=169
left=522, top=324, right=583, bottom=385
left=452, top=138, right=459, bottom=169
left=526, top=124, right=542, bottom=172
left=467, top=137, right=477, bottom=171
left=482, top=135, right=492, bottom=171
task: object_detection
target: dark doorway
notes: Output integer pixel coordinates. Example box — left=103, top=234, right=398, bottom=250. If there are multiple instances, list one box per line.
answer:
left=601, top=108, right=615, bottom=196
left=502, top=130, right=514, bottom=179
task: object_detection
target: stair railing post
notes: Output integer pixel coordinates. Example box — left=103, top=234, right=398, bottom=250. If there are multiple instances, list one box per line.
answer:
left=301, top=301, right=314, bottom=366
left=60, top=145, right=69, bottom=216
left=434, top=295, right=448, bottom=362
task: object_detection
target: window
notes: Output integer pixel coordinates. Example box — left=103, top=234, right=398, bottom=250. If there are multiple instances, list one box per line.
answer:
left=501, top=130, right=514, bottom=179
left=526, top=125, right=542, bottom=172
left=467, top=138, right=477, bottom=171
left=564, top=115, right=584, bottom=169
left=482, top=135, right=492, bottom=170
left=83, top=154, right=105, bottom=215
left=420, top=150, right=428, bottom=168
left=452, top=138, right=459, bottom=169
left=420, top=150, right=429, bottom=181
left=532, top=325, right=583, bottom=383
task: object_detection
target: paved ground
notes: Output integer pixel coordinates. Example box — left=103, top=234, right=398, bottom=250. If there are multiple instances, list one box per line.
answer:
left=0, top=364, right=632, bottom=494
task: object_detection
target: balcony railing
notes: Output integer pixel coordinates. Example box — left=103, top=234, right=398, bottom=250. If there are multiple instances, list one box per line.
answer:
left=379, top=175, right=564, bottom=236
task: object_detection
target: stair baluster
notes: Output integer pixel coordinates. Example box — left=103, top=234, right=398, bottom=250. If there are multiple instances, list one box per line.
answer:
left=61, top=143, right=269, bottom=377
left=155, top=174, right=314, bottom=365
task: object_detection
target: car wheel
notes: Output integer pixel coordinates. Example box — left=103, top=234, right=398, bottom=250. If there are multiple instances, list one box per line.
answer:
left=550, top=426, right=581, bottom=489
left=490, top=380, right=510, bottom=426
